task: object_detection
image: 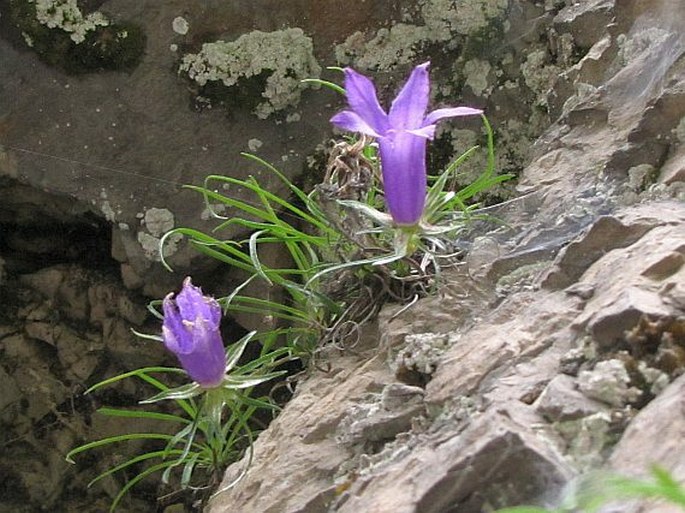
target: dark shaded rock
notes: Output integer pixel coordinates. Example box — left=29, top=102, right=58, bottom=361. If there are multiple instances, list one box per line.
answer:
left=584, top=287, right=672, bottom=348
left=554, top=0, right=615, bottom=50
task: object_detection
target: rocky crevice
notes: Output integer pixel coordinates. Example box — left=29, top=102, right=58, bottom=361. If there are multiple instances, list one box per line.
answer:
left=0, top=180, right=169, bottom=512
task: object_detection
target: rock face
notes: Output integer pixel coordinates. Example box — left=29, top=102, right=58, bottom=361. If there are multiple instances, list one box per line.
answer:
left=0, top=261, right=168, bottom=512
left=1, top=0, right=684, bottom=512
left=207, top=1, right=685, bottom=512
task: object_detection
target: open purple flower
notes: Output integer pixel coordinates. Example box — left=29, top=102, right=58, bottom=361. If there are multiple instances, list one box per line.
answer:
left=162, top=277, right=225, bottom=388
left=331, top=61, right=483, bottom=226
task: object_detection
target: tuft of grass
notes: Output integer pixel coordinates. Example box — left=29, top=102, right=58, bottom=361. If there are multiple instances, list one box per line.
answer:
left=66, top=332, right=286, bottom=512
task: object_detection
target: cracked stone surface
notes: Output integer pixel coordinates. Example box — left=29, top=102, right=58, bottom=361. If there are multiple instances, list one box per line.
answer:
left=209, top=1, right=685, bottom=512
left=1, top=0, right=685, bottom=512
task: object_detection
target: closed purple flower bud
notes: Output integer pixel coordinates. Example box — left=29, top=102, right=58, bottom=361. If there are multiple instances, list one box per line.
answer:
left=331, top=62, right=483, bottom=226
left=162, top=277, right=225, bottom=388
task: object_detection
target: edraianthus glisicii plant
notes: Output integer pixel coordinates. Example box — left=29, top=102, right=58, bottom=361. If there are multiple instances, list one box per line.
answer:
left=330, top=61, right=483, bottom=227
left=308, top=61, right=511, bottom=282
left=66, top=277, right=288, bottom=511
left=68, top=60, right=512, bottom=511
left=145, top=277, right=287, bottom=402
left=161, top=277, right=227, bottom=388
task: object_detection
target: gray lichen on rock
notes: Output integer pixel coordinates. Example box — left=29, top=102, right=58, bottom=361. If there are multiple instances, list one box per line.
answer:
left=421, top=0, right=509, bottom=38
left=179, top=28, right=321, bottom=119
left=29, top=0, right=109, bottom=43
left=521, top=49, right=561, bottom=108
left=142, top=207, right=175, bottom=238
left=463, top=58, right=493, bottom=97
left=335, top=0, right=509, bottom=70
left=136, top=207, right=181, bottom=261
left=9, top=0, right=145, bottom=73
left=556, top=411, right=613, bottom=470
left=577, top=359, right=642, bottom=407
left=392, top=332, right=454, bottom=377
left=335, top=24, right=431, bottom=71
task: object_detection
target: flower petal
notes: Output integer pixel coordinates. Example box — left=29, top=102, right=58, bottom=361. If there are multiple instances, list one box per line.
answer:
left=162, top=278, right=226, bottom=388
left=407, top=125, right=436, bottom=139
left=162, top=324, right=182, bottom=353
left=389, top=62, right=430, bottom=130
left=331, top=110, right=383, bottom=138
left=423, top=106, right=483, bottom=125
left=162, top=294, right=188, bottom=353
left=176, top=277, right=220, bottom=328
left=378, top=131, right=428, bottom=226
left=343, top=68, right=389, bottom=134
left=179, top=317, right=225, bottom=387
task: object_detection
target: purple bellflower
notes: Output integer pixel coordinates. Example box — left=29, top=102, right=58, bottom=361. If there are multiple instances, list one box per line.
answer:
left=331, top=62, right=483, bottom=226
left=162, top=277, right=226, bottom=388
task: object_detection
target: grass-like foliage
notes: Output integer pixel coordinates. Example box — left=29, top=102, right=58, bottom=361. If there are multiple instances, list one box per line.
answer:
left=160, top=113, right=509, bottom=357
left=66, top=332, right=288, bottom=511
left=496, top=466, right=685, bottom=513
left=160, top=152, right=345, bottom=356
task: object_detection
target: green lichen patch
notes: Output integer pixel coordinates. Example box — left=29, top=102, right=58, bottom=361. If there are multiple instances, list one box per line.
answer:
left=178, top=28, right=321, bottom=119
left=8, top=0, right=145, bottom=74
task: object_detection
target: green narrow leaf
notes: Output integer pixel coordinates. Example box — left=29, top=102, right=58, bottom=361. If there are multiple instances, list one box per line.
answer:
left=337, top=199, right=393, bottom=226
left=493, top=508, right=553, bottom=513
left=181, top=451, right=202, bottom=488
left=87, top=449, right=184, bottom=488
left=222, top=371, right=287, bottom=390
left=160, top=227, right=254, bottom=273
left=96, top=407, right=191, bottom=425
left=248, top=230, right=273, bottom=285
left=129, top=328, right=163, bottom=342
left=85, top=367, right=186, bottom=394
left=139, top=382, right=202, bottom=404
left=109, top=461, right=179, bottom=512
left=66, top=433, right=176, bottom=464
left=300, top=78, right=345, bottom=95
left=203, top=169, right=335, bottom=234
left=225, top=331, right=256, bottom=372
left=305, top=254, right=391, bottom=287
left=161, top=419, right=204, bottom=484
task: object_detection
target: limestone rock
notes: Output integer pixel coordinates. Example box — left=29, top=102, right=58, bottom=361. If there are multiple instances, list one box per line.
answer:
left=336, top=383, right=425, bottom=446
left=568, top=210, right=685, bottom=348
left=334, top=408, right=573, bottom=513
left=535, top=374, right=608, bottom=422
left=206, top=354, right=394, bottom=513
